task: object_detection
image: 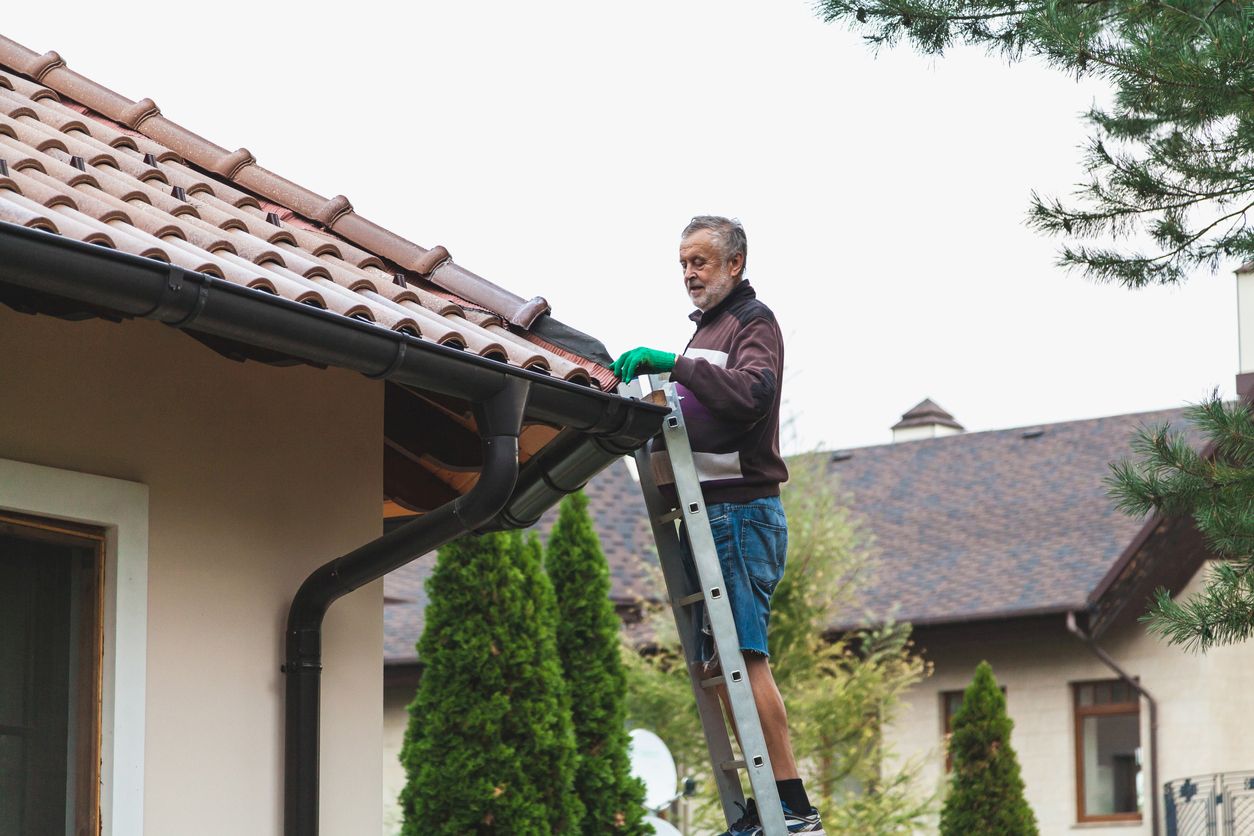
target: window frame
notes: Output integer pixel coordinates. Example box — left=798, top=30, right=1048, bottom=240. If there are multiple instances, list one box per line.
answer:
left=0, top=511, right=106, bottom=834
left=1072, top=678, right=1143, bottom=824
left=0, top=457, right=149, bottom=836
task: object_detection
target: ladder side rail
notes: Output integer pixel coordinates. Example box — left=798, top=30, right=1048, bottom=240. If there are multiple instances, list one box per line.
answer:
left=630, top=442, right=747, bottom=819
left=658, top=382, right=787, bottom=836
left=618, top=380, right=746, bottom=818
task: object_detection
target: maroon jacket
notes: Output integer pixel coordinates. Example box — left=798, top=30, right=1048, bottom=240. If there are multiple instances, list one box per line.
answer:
left=651, top=280, right=788, bottom=504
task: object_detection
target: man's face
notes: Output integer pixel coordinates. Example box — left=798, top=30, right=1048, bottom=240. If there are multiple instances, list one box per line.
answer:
left=680, top=229, right=742, bottom=312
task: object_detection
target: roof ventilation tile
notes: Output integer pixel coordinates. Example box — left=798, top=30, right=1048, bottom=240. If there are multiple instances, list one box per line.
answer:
left=68, top=155, right=85, bottom=171
left=143, top=153, right=158, bottom=167
left=170, top=185, right=187, bottom=202
left=1021, top=428, right=1046, bottom=439
left=265, top=212, right=281, bottom=226
left=0, top=159, right=8, bottom=176
left=831, top=451, right=853, bottom=462
left=393, top=272, right=407, bottom=288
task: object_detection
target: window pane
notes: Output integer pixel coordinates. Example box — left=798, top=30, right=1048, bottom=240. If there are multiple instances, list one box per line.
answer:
left=944, top=692, right=964, bottom=726
left=1077, top=684, right=1094, bottom=706
left=1082, top=713, right=1142, bottom=815
left=0, top=531, right=101, bottom=835
left=0, top=735, right=23, bottom=836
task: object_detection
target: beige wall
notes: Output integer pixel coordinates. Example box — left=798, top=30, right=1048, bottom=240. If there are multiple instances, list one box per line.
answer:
left=0, top=307, right=384, bottom=836
left=888, top=564, right=1254, bottom=835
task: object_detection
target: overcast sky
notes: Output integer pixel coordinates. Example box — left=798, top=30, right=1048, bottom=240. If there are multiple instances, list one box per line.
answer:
left=6, top=2, right=1238, bottom=452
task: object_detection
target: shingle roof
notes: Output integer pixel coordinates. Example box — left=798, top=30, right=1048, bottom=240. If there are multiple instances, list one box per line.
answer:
left=828, top=406, right=1202, bottom=628
left=0, top=36, right=612, bottom=389
left=384, top=458, right=662, bottom=664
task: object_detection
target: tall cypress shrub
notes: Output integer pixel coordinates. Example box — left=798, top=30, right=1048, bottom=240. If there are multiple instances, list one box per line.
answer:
left=399, top=530, right=582, bottom=834
left=546, top=491, right=648, bottom=834
left=939, top=661, right=1038, bottom=835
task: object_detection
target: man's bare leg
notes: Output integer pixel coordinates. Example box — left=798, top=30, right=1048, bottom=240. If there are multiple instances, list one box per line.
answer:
left=714, top=654, right=798, bottom=779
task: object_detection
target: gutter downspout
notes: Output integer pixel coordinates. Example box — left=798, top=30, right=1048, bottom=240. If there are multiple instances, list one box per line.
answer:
left=283, top=376, right=530, bottom=836
left=1066, top=611, right=1160, bottom=835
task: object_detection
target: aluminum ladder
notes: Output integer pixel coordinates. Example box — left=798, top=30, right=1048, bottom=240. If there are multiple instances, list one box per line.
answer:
left=622, top=376, right=787, bottom=836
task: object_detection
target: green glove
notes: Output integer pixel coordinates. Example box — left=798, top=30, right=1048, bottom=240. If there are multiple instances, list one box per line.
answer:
left=611, top=346, right=676, bottom=381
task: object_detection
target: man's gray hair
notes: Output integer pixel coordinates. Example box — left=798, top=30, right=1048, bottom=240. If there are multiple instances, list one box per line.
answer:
left=682, top=215, right=747, bottom=280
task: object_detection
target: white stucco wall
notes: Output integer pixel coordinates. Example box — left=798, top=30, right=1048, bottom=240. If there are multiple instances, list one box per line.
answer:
left=0, top=307, right=384, bottom=836
left=887, top=564, right=1254, bottom=835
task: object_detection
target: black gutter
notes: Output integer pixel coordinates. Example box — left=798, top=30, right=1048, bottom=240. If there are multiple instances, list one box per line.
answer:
left=0, top=222, right=664, bottom=434
left=0, top=222, right=668, bottom=833
left=1066, top=611, right=1160, bottom=834
left=285, top=376, right=530, bottom=835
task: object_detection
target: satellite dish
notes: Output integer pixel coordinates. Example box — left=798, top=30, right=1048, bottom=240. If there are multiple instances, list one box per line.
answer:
left=643, top=814, right=683, bottom=835
left=628, top=728, right=679, bottom=812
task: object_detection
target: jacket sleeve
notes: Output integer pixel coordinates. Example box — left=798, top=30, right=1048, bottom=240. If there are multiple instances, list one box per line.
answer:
left=671, top=316, right=782, bottom=424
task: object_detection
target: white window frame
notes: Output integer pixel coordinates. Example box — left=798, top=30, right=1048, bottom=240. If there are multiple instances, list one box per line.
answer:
left=0, top=457, right=148, bottom=836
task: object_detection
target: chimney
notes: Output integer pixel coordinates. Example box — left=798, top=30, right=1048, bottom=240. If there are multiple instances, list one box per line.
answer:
left=1237, top=261, right=1254, bottom=400
left=892, top=398, right=964, bottom=443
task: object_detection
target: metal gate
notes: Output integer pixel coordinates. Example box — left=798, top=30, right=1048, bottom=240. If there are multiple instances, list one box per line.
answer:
left=1165, top=772, right=1254, bottom=836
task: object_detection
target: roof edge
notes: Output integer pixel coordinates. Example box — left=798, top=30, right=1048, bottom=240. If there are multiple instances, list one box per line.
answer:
left=829, top=602, right=1078, bottom=633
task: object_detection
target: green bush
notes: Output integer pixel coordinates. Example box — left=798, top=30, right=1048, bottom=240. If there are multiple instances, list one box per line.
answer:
left=939, top=661, right=1038, bottom=835
left=399, top=530, right=582, bottom=834
left=546, top=491, right=648, bottom=834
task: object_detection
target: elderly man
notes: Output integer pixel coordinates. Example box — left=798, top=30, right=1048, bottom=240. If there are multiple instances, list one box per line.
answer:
left=612, top=217, right=823, bottom=835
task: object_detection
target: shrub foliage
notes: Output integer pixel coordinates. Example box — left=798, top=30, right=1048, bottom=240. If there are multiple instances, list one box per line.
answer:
left=546, top=491, right=648, bottom=834
left=939, top=661, right=1038, bottom=836
left=399, top=530, right=582, bottom=834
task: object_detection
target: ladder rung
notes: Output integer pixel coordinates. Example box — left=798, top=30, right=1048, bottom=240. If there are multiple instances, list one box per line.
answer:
left=676, top=591, right=704, bottom=607
left=720, top=758, right=746, bottom=772
left=654, top=508, right=681, bottom=525
left=700, top=675, right=725, bottom=689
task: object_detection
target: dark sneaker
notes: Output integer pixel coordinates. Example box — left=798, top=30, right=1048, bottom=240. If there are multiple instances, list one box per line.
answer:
left=748, top=803, right=826, bottom=835
left=717, top=798, right=760, bottom=835
left=780, top=803, right=826, bottom=834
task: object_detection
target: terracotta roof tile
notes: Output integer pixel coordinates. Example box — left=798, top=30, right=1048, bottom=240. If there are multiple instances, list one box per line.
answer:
left=0, top=36, right=612, bottom=386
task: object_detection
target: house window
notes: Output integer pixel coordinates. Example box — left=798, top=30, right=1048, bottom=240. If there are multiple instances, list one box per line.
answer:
left=941, top=686, right=1005, bottom=771
left=0, top=512, right=104, bottom=836
left=1074, top=680, right=1142, bottom=822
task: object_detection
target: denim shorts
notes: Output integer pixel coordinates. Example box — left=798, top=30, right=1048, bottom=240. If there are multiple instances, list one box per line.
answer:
left=679, top=495, right=788, bottom=662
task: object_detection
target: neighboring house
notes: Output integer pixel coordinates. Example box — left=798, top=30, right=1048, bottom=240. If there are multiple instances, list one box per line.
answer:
left=828, top=398, right=1251, bottom=836
left=0, top=35, right=663, bottom=836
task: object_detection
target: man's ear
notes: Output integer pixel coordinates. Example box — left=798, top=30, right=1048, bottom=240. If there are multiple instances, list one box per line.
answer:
left=728, top=252, right=745, bottom=280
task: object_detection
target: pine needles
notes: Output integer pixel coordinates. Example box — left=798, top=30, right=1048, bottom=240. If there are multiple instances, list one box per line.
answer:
left=1106, top=394, right=1254, bottom=650
left=816, top=0, right=1254, bottom=286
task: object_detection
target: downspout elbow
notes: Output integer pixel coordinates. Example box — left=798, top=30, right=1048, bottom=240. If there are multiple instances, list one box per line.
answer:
left=283, top=376, right=529, bottom=836
left=1066, top=611, right=1160, bottom=835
